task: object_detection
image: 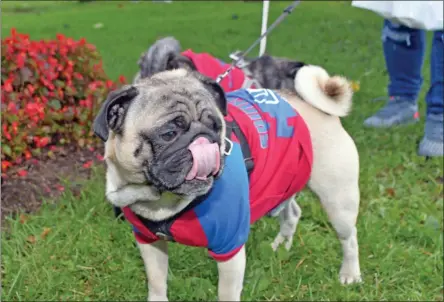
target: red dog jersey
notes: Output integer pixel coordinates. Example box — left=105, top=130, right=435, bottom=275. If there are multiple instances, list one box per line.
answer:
left=123, top=89, right=313, bottom=262
left=181, top=49, right=258, bottom=92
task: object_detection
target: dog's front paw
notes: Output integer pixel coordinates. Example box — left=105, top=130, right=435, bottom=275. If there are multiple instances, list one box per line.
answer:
left=271, top=233, right=293, bottom=251
left=339, top=261, right=362, bottom=285
left=148, top=294, right=168, bottom=302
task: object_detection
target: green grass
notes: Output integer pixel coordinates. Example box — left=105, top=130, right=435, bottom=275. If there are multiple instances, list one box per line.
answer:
left=1, top=1, right=443, bottom=300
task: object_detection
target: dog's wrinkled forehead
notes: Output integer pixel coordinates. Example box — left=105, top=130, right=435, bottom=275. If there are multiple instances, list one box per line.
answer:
left=124, top=69, right=219, bottom=129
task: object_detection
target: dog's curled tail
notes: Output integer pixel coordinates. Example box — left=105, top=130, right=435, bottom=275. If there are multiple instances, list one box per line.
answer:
left=295, top=65, right=353, bottom=117
left=138, top=36, right=182, bottom=78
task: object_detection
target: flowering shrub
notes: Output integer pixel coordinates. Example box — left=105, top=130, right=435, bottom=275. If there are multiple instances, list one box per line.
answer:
left=1, top=28, right=126, bottom=173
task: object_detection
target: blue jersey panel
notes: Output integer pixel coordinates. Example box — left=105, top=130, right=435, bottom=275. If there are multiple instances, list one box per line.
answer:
left=193, top=142, right=251, bottom=256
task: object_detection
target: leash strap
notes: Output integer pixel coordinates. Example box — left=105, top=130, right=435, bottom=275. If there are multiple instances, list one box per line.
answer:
left=225, top=120, right=254, bottom=176
left=216, top=0, right=301, bottom=84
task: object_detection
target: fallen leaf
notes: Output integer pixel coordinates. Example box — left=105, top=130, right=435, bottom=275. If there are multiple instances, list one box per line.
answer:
left=44, top=185, right=51, bottom=193
left=295, top=258, right=305, bottom=269
left=96, top=154, right=104, bottom=161
left=19, top=214, right=28, bottom=224
left=55, top=184, right=65, bottom=192
left=17, top=169, right=28, bottom=177
left=385, top=187, right=396, bottom=197
left=40, top=227, right=52, bottom=239
left=351, top=80, right=360, bottom=92
left=298, top=233, right=305, bottom=246
left=26, top=235, right=36, bottom=244
left=420, top=249, right=432, bottom=256
left=83, top=160, right=93, bottom=168
left=78, top=138, right=86, bottom=147
left=47, top=150, right=56, bottom=160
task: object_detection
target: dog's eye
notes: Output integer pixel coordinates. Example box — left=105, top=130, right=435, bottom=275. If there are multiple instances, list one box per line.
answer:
left=161, top=130, right=177, bottom=142
left=211, top=118, right=222, bottom=132
left=212, top=121, right=220, bottom=131
left=174, top=116, right=187, bottom=129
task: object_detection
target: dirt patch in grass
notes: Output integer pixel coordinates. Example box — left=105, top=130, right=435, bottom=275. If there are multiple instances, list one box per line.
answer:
left=1, top=144, right=105, bottom=225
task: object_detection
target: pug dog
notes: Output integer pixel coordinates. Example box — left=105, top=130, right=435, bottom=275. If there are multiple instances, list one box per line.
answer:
left=132, top=36, right=306, bottom=92
left=93, top=65, right=362, bottom=301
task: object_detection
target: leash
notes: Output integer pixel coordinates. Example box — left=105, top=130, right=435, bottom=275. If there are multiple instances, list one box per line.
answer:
left=215, top=0, right=301, bottom=84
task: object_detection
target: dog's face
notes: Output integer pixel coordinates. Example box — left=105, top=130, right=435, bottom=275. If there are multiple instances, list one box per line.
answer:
left=246, top=55, right=306, bottom=91
left=94, top=69, right=227, bottom=197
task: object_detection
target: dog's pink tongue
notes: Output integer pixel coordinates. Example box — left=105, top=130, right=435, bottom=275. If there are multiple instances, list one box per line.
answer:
left=186, top=137, right=220, bottom=181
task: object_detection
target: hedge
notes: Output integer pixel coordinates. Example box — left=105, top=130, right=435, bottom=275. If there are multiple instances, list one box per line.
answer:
left=1, top=28, right=126, bottom=174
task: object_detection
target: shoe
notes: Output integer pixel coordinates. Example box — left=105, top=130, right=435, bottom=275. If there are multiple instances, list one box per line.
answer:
left=363, top=96, right=419, bottom=128
left=418, top=113, right=444, bottom=157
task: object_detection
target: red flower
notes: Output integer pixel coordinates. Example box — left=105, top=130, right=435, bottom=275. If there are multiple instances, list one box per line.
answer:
left=118, top=75, right=126, bottom=84
left=83, top=160, right=93, bottom=168
left=27, top=84, right=35, bottom=95
left=105, top=80, right=114, bottom=89
left=74, top=72, right=83, bottom=80
left=25, top=102, right=45, bottom=120
left=88, top=82, right=98, bottom=91
left=11, top=121, right=19, bottom=134
left=17, top=169, right=28, bottom=177
left=33, top=137, right=50, bottom=148
left=2, top=124, right=12, bottom=141
left=56, top=33, right=65, bottom=41
left=1, top=160, right=12, bottom=172
left=3, top=78, right=13, bottom=92
left=79, top=99, right=92, bottom=109
left=7, top=102, right=18, bottom=114
left=24, top=150, right=32, bottom=160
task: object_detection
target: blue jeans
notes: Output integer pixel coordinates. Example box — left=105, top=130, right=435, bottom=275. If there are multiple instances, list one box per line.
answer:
left=382, top=20, right=444, bottom=115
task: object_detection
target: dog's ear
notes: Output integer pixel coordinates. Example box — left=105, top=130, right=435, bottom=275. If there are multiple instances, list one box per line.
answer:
left=166, top=53, right=196, bottom=71
left=193, top=71, right=227, bottom=116
left=93, top=85, right=139, bottom=142
left=285, top=61, right=306, bottom=79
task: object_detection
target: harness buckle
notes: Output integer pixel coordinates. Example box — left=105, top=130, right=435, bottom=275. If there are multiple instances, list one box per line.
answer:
left=224, top=137, right=233, bottom=156
left=156, top=232, right=173, bottom=242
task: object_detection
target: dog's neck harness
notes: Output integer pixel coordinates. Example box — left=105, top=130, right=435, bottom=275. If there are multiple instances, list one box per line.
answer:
left=132, top=116, right=254, bottom=242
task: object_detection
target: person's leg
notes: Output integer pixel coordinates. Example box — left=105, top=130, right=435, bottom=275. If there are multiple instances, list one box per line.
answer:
left=364, top=19, right=426, bottom=127
left=418, top=30, right=444, bottom=157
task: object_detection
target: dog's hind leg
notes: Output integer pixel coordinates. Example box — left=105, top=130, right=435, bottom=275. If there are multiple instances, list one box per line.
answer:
left=307, top=130, right=362, bottom=284
left=271, top=196, right=301, bottom=251
left=311, top=184, right=362, bottom=284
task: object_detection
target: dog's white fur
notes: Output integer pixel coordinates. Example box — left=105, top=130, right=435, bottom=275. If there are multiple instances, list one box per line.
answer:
left=107, top=66, right=361, bottom=301
left=295, top=65, right=353, bottom=117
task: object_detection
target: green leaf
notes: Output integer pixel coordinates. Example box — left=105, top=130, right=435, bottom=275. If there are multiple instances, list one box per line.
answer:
left=55, top=80, right=65, bottom=88
left=256, top=277, right=271, bottom=293
left=49, top=99, right=62, bottom=110
left=2, top=145, right=12, bottom=156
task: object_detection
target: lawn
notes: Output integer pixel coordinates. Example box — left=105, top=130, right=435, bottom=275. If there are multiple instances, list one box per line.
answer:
left=1, top=1, right=443, bottom=301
